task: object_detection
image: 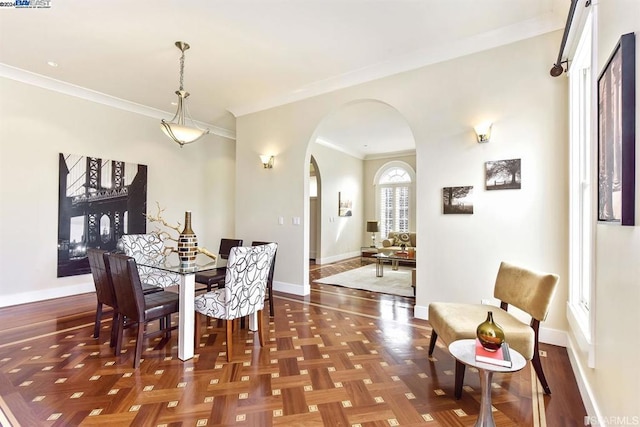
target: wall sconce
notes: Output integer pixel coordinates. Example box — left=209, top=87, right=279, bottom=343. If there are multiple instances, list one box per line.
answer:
left=260, top=155, right=274, bottom=169
left=474, top=122, right=492, bottom=143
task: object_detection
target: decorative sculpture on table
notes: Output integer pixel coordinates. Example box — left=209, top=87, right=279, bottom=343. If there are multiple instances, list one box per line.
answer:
left=177, top=211, right=198, bottom=269
left=145, top=202, right=216, bottom=268
left=476, top=311, right=505, bottom=351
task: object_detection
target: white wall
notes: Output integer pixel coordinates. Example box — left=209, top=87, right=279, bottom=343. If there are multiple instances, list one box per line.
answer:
left=0, top=77, right=236, bottom=306
left=566, top=0, right=640, bottom=422
left=414, top=34, right=569, bottom=338
left=310, top=142, right=363, bottom=264
left=235, top=31, right=570, bottom=343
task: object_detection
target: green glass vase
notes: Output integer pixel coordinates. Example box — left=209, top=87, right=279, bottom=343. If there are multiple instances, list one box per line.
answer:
left=476, top=311, right=505, bottom=352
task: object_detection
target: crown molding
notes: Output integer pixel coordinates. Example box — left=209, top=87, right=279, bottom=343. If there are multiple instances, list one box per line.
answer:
left=229, top=12, right=565, bottom=117
left=315, top=137, right=365, bottom=159
left=364, top=149, right=416, bottom=161
left=0, top=63, right=236, bottom=141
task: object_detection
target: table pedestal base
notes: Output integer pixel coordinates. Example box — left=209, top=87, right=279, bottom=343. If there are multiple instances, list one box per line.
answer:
left=474, top=369, right=495, bottom=427
left=376, top=259, right=384, bottom=277
left=178, top=273, right=195, bottom=361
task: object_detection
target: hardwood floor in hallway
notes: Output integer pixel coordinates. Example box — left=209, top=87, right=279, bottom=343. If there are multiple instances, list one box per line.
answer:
left=0, top=258, right=587, bottom=426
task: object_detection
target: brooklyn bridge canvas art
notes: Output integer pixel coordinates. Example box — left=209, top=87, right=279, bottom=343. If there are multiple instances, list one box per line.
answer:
left=57, top=153, right=147, bottom=277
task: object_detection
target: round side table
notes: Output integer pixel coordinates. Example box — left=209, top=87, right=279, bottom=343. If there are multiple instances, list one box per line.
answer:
left=448, top=339, right=527, bottom=427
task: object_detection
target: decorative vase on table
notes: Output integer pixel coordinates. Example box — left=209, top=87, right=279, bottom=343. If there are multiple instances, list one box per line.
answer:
left=476, top=311, right=505, bottom=352
left=177, top=211, right=198, bottom=270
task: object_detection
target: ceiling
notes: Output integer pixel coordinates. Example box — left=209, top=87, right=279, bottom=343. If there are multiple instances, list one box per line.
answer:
left=0, top=0, right=568, bottom=156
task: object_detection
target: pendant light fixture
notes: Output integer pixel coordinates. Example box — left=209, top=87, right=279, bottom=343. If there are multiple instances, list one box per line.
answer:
left=160, top=41, right=209, bottom=147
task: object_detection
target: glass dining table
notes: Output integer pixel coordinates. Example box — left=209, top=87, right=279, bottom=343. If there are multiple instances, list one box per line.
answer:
left=137, top=259, right=216, bottom=361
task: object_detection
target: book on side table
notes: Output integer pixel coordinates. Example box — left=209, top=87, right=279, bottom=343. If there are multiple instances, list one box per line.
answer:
left=475, top=338, right=512, bottom=368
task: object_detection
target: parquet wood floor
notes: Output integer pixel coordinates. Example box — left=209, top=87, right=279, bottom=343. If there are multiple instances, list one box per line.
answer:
left=0, top=258, right=587, bottom=426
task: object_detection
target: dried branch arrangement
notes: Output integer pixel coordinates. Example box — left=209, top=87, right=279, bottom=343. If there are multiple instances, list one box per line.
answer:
left=145, top=202, right=217, bottom=261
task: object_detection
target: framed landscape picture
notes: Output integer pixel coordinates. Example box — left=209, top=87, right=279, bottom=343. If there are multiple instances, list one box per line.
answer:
left=485, top=159, right=521, bottom=190
left=443, top=186, right=473, bottom=214
left=597, top=32, right=635, bottom=225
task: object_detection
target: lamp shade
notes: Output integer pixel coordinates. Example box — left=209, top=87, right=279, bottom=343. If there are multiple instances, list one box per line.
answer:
left=366, top=221, right=379, bottom=233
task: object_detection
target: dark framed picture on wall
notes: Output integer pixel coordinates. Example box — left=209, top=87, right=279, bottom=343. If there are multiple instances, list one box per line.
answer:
left=443, top=186, right=474, bottom=214
left=597, top=32, right=636, bottom=226
left=485, top=159, right=521, bottom=190
left=338, top=191, right=353, bottom=217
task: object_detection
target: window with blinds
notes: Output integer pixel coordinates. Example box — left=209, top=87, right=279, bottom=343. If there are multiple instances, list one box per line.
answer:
left=378, top=167, right=411, bottom=238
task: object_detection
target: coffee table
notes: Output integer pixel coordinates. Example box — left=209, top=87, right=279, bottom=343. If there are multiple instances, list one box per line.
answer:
left=373, top=252, right=416, bottom=277
left=448, top=339, right=526, bottom=427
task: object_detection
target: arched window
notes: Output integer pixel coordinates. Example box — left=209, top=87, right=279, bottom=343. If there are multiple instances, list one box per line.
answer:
left=375, top=163, right=414, bottom=238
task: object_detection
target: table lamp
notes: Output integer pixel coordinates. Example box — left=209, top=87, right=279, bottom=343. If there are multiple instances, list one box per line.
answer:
left=366, top=221, right=379, bottom=248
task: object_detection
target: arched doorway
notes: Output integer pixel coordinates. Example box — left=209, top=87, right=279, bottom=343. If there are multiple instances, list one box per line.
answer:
left=309, top=156, right=321, bottom=262
left=304, top=99, right=416, bottom=284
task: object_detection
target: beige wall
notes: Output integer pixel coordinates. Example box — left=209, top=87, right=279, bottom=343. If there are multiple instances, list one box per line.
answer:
left=236, top=30, right=570, bottom=343
left=0, top=77, right=236, bottom=306
left=566, top=0, right=640, bottom=421
left=310, top=142, right=364, bottom=264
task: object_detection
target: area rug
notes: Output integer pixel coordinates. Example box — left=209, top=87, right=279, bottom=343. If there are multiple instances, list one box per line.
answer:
left=313, top=264, right=414, bottom=297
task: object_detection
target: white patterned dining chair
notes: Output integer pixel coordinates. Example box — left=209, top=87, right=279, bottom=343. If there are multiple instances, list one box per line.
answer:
left=194, top=243, right=277, bottom=362
left=119, top=234, right=180, bottom=288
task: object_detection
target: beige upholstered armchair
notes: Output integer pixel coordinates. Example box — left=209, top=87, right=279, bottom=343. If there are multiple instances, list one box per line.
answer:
left=428, top=261, right=559, bottom=399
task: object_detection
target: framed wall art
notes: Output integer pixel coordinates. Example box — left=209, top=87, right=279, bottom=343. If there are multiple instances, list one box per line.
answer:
left=597, top=32, right=635, bottom=226
left=485, top=159, right=521, bottom=190
left=57, top=153, right=148, bottom=277
left=338, top=191, right=353, bottom=217
left=443, top=186, right=474, bottom=214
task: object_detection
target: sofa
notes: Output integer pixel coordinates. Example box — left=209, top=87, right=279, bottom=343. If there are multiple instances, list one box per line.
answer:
left=378, top=231, right=416, bottom=255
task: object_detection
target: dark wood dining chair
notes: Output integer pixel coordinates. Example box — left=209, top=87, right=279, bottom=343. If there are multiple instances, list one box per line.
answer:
left=87, top=248, right=162, bottom=347
left=194, top=243, right=277, bottom=362
left=104, top=252, right=181, bottom=368
left=195, top=238, right=243, bottom=292
left=251, top=241, right=277, bottom=317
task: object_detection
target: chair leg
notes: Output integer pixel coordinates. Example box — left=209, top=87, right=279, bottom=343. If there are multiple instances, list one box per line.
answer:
left=195, top=312, right=202, bottom=348
left=531, top=320, right=551, bottom=394
left=428, top=330, right=438, bottom=355
left=257, top=310, right=265, bottom=347
left=454, top=360, right=466, bottom=399
left=93, top=302, right=103, bottom=338
left=226, top=319, right=233, bottom=362
left=115, top=315, right=125, bottom=356
left=109, top=311, right=118, bottom=348
left=268, top=281, right=274, bottom=317
left=165, top=314, right=171, bottom=339
left=133, top=323, right=144, bottom=369
left=532, top=349, right=551, bottom=394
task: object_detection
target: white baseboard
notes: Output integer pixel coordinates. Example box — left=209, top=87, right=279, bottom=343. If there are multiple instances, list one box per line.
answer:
left=317, top=251, right=360, bottom=265
left=566, top=335, right=601, bottom=424
left=1, top=279, right=309, bottom=308
left=539, top=326, right=567, bottom=347
left=0, top=282, right=95, bottom=308
left=273, top=280, right=309, bottom=296
left=414, top=304, right=428, bottom=320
